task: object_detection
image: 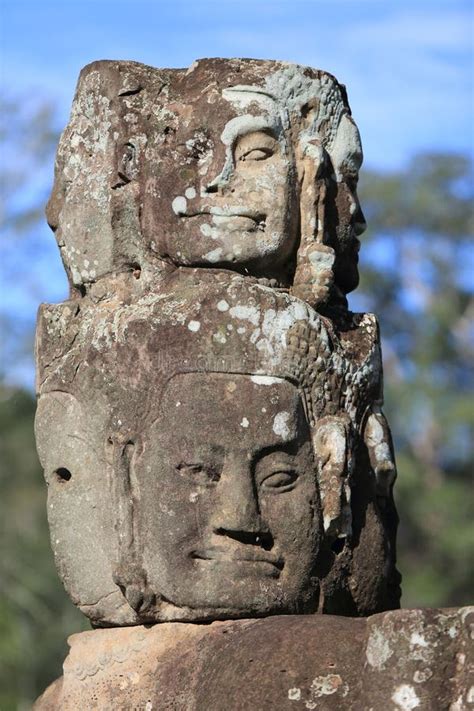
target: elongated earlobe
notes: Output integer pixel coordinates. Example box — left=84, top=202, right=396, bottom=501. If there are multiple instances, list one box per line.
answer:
left=291, top=140, right=336, bottom=307
left=363, top=406, right=397, bottom=501
left=107, top=435, right=155, bottom=615
left=312, top=414, right=353, bottom=538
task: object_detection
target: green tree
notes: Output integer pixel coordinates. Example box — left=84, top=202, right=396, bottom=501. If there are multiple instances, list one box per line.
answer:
left=0, top=96, right=67, bottom=387
left=0, top=386, right=87, bottom=711
left=358, top=153, right=474, bottom=607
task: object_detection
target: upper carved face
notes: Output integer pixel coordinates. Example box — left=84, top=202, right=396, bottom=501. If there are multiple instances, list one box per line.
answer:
left=137, top=373, right=322, bottom=616
left=166, top=121, right=298, bottom=280
left=141, top=73, right=303, bottom=284
left=47, top=59, right=366, bottom=295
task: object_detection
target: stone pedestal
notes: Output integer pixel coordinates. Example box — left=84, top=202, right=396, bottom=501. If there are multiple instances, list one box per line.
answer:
left=35, top=608, right=472, bottom=710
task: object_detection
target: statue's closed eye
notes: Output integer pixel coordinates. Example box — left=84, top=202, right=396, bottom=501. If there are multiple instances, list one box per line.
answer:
left=259, top=469, right=298, bottom=492
left=238, top=147, right=274, bottom=162
left=234, top=131, right=278, bottom=163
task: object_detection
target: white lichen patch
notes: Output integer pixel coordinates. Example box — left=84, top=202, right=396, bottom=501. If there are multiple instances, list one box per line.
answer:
left=261, top=303, right=307, bottom=344
left=448, top=625, right=458, bottom=639
left=217, top=299, right=230, bottom=312
left=229, top=304, right=261, bottom=326
left=187, top=320, right=201, bottom=332
left=310, top=674, right=343, bottom=696
left=304, top=674, right=347, bottom=708
left=273, top=411, right=290, bottom=439
left=200, top=223, right=214, bottom=237
left=365, top=627, right=393, bottom=669
left=240, top=417, right=249, bottom=428
left=250, top=328, right=261, bottom=345
left=288, top=687, right=301, bottom=701
left=251, top=375, right=283, bottom=385
left=391, top=684, right=420, bottom=710
left=203, top=248, right=223, bottom=262
left=413, top=668, right=432, bottom=684
left=408, top=623, right=433, bottom=663
left=410, top=632, right=428, bottom=648
left=185, top=187, right=196, bottom=199
left=172, top=196, right=187, bottom=215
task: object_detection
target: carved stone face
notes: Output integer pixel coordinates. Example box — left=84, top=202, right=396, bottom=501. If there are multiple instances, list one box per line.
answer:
left=142, top=70, right=303, bottom=283
left=47, top=59, right=365, bottom=293
left=34, top=391, right=139, bottom=626
left=329, top=114, right=367, bottom=294
left=167, top=120, right=297, bottom=279
left=137, top=373, right=322, bottom=616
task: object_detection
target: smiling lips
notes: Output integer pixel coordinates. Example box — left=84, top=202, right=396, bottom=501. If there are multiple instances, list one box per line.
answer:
left=211, top=214, right=266, bottom=232
left=180, top=207, right=267, bottom=232
left=191, top=546, right=284, bottom=572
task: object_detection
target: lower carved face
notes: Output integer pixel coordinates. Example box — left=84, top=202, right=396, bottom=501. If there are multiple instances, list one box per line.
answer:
left=137, top=373, right=322, bottom=616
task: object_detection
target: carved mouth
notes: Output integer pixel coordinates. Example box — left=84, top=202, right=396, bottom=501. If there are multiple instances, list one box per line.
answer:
left=191, top=546, right=284, bottom=571
left=180, top=208, right=267, bottom=232
left=211, top=214, right=266, bottom=232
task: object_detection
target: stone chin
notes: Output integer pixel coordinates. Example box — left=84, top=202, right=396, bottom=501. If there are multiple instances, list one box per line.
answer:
left=143, top=590, right=321, bottom=624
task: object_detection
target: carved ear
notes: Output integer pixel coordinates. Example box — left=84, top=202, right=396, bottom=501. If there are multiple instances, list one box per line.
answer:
left=291, top=139, right=336, bottom=307
left=113, top=141, right=138, bottom=188
left=312, top=414, right=353, bottom=538
left=297, top=139, right=325, bottom=244
left=363, top=405, right=397, bottom=500
left=108, top=435, right=155, bottom=614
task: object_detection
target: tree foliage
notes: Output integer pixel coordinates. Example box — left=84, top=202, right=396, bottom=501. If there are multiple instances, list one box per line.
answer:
left=357, top=153, right=474, bottom=608
left=0, top=387, right=88, bottom=711
left=0, top=96, right=472, bottom=707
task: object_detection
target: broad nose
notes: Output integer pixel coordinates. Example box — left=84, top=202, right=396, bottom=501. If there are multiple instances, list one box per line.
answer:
left=202, top=176, right=220, bottom=195
left=202, top=155, right=234, bottom=196
left=210, top=454, right=267, bottom=538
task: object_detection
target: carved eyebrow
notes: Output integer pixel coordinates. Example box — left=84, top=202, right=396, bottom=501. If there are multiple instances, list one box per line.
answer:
left=236, top=129, right=277, bottom=143
left=253, top=438, right=300, bottom=462
left=223, top=85, right=278, bottom=103
left=221, top=115, right=279, bottom=147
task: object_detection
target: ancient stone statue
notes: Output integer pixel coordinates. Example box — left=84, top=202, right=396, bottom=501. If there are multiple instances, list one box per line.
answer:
left=45, top=58, right=365, bottom=307
left=34, top=57, right=473, bottom=711
left=36, top=58, right=401, bottom=628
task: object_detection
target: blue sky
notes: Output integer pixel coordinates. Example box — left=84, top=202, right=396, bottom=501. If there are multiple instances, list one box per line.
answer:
left=1, top=0, right=473, bottom=386
left=2, top=0, right=473, bottom=168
